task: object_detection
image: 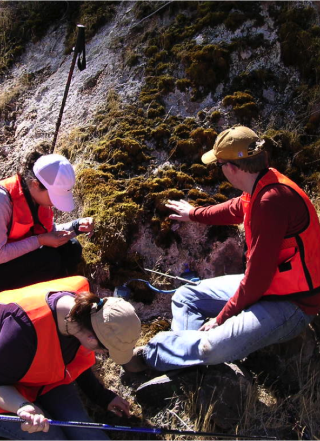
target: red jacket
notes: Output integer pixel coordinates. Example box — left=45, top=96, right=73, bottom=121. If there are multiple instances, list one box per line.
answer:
left=0, top=276, right=95, bottom=411
left=0, top=174, right=53, bottom=241
left=243, top=168, right=320, bottom=297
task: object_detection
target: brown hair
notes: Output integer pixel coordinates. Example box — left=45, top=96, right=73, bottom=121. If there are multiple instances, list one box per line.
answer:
left=19, top=142, right=51, bottom=190
left=231, top=150, right=269, bottom=173
left=69, top=291, right=104, bottom=333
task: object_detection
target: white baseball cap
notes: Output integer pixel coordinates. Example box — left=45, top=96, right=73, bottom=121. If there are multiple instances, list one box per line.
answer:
left=33, top=154, right=76, bottom=212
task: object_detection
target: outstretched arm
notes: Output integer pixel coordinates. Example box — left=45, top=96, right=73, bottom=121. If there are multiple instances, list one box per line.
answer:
left=165, top=199, right=193, bottom=222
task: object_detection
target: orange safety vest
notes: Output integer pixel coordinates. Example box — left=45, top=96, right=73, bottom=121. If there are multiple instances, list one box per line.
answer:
left=0, top=276, right=95, bottom=412
left=242, top=168, right=320, bottom=297
left=0, top=174, right=54, bottom=242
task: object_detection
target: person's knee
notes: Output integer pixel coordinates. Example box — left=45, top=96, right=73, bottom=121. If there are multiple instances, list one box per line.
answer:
left=198, top=334, right=226, bottom=365
left=172, top=285, right=196, bottom=305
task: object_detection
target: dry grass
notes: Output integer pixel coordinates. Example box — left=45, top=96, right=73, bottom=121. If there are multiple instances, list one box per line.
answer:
left=78, top=320, right=320, bottom=440
left=0, top=72, right=34, bottom=116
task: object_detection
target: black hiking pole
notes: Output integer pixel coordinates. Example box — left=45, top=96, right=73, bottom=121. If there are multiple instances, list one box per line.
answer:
left=51, top=24, right=86, bottom=152
left=0, top=415, right=277, bottom=439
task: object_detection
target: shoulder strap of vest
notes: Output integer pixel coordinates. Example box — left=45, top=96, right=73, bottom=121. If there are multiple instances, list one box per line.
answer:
left=0, top=184, right=13, bottom=237
left=20, top=176, right=48, bottom=234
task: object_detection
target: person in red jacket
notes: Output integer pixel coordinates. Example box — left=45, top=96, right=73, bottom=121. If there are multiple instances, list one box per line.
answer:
left=124, top=125, right=320, bottom=373
left=0, top=276, right=141, bottom=439
left=0, top=150, right=94, bottom=290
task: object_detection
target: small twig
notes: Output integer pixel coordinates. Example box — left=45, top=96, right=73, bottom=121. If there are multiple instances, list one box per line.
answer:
left=156, top=106, right=172, bottom=126
left=305, top=158, right=320, bottom=165
left=146, top=100, right=155, bottom=118
left=131, top=1, right=174, bottom=29
left=167, top=409, right=192, bottom=430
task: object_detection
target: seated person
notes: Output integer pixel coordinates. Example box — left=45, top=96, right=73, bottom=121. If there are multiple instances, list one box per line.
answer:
left=124, top=125, right=320, bottom=373
left=0, top=150, right=94, bottom=290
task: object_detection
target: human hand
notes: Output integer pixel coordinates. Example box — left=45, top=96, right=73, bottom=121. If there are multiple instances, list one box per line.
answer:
left=199, top=318, right=219, bottom=331
left=38, top=230, right=72, bottom=248
left=17, top=402, right=49, bottom=433
left=78, top=217, right=94, bottom=237
left=165, top=199, right=193, bottom=222
left=107, top=396, right=130, bottom=417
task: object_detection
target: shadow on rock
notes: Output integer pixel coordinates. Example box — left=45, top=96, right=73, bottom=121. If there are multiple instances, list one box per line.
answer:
left=135, top=362, right=253, bottom=430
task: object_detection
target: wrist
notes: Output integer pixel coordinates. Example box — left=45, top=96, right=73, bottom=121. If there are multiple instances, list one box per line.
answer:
left=37, top=234, right=44, bottom=246
left=17, top=401, right=35, bottom=412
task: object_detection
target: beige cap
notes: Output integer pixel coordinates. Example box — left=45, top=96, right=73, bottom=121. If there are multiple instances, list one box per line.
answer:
left=91, top=297, right=141, bottom=364
left=201, top=126, right=262, bottom=164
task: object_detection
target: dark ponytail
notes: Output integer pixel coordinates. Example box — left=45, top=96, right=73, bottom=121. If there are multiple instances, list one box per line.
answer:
left=19, top=141, right=51, bottom=189
left=69, top=291, right=104, bottom=332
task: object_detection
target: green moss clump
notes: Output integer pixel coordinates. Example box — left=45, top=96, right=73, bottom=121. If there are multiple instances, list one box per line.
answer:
left=172, top=124, right=190, bottom=138
left=213, top=193, right=229, bottom=203
left=211, top=110, right=222, bottom=122
left=272, top=5, right=320, bottom=83
left=224, top=11, right=247, bottom=31
left=230, top=69, right=275, bottom=96
left=145, top=45, right=159, bottom=57
left=219, top=181, right=235, bottom=197
left=76, top=168, right=143, bottom=265
left=223, top=91, right=254, bottom=106
left=187, top=189, right=216, bottom=206
left=172, top=139, right=198, bottom=159
left=222, top=91, right=259, bottom=122
left=150, top=189, right=185, bottom=213
left=127, top=54, right=140, bottom=67
left=187, top=188, right=206, bottom=199
left=151, top=125, right=171, bottom=140
left=190, top=127, right=217, bottom=149
left=158, top=75, right=176, bottom=93
left=93, top=138, right=143, bottom=162
left=147, top=104, right=165, bottom=118
left=156, top=63, right=171, bottom=74
left=176, top=44, right=230, bottom=98
left=189, top=164, right=207, bottom=177
left=0, top=2, right=79, bottom=72
left=176, top=78, right=192, bottom=92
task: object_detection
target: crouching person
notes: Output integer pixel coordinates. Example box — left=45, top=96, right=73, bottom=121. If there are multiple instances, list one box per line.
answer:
left=0, top=276, right=141, bottom=440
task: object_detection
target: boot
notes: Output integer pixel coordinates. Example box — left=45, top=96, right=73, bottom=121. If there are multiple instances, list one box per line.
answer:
left=122, top=346, right=148, bottom=372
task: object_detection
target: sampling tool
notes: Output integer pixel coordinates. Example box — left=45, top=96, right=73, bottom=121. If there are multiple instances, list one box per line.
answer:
left=144, top=267, right=199, bottom=285
left=0, top=415, right=277, bottom=439
left=114, top=268, right=200, bottom=299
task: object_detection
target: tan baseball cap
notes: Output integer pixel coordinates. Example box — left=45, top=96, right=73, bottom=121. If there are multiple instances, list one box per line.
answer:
left=91, top=297, right=141, bottom=364
left=201, top=126, right=262, bottom=164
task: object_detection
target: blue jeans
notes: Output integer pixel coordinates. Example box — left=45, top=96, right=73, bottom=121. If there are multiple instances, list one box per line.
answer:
left=144, top=274, right=314, bottom=371
left=0, top=383, right=109, bottom=440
